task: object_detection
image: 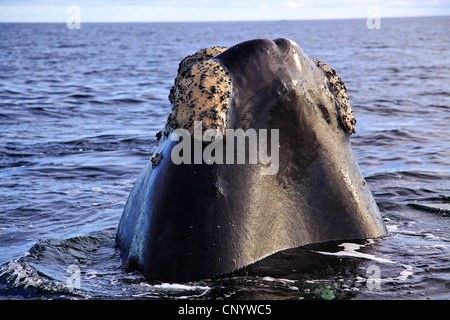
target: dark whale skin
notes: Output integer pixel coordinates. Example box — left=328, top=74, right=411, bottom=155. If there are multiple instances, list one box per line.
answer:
left=116, top=38, right=387, bottom=283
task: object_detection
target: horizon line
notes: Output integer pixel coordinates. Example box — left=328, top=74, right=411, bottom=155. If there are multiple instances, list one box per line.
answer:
left=1, top=13, right=448, bottom=24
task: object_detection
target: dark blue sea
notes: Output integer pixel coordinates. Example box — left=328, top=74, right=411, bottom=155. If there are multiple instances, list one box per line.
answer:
left=0, top=17, right=449, bottom=300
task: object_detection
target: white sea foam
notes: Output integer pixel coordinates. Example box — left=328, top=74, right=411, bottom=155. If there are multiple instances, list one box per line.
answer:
left=314, top=241, right=416, bottom=283
left=314, top=242, right=395, bottom=264
left=153, top=283, right=211, bottom=292
left=134, top=282, right=211, bottom=299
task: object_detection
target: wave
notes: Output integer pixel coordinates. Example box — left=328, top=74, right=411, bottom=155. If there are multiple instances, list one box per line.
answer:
left=0, top=260, right=74, bottom=299
left=110, top=98, right=147, bottom=104
left=0, top=229, right=214, bottom=299
left=407, top=203, right=450, bottom=217
left=57, top=44, right=87, bottom=49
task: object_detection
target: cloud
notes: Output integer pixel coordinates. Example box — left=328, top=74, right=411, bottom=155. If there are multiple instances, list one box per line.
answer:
left=388, top=1, right=409, bottom=5
left=388, top=0, right=449, bottom=6
left=285, top=1, right=303, bottom=8
left=1, top=0, right=449, bottom=22
left=285, top=0, right=378, bottom=9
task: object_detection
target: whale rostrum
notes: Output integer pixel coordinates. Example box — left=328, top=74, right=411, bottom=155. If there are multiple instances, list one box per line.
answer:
left=116, top=38, right=387, bottom=282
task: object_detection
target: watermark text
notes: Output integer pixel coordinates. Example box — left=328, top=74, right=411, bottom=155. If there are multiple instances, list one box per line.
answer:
left=66, top=5, right=81, bottom=29
left=170, top=121, right=279, bottom=175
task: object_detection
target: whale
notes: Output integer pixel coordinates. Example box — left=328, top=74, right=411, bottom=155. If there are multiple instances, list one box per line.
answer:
left=116, top=38, right=387, bottom=283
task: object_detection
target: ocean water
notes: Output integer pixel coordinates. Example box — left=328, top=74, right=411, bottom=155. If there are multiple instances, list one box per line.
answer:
left=0, top=17, right=449, bottom=300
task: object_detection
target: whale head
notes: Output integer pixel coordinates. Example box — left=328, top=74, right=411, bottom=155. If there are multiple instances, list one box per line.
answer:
left=116, top=38, right=387, bottom=282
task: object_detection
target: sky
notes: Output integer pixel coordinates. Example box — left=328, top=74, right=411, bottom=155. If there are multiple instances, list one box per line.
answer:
left=0, top=0, right=449, bottom=22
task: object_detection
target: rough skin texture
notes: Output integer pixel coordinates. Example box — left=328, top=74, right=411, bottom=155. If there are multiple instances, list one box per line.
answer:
left=311, top=58, right=356, bottom=134
left=165, top=46, right=231, bottom=136
left=165, top=46, right=355, bottom=136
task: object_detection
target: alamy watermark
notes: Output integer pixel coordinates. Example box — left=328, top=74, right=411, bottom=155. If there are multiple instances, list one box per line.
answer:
left=170, top=121, right=280, bottom=175
left=366, top=5, right=381, bottom=29
left=66, top=5, right=81, bottom=29
left=366, top=264, right=382, bottom=291
left=66, top=264, right=81, bottom=289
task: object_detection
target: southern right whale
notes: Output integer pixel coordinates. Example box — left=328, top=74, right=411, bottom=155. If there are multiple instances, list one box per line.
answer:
left=116, top=38, right=387, bottom=283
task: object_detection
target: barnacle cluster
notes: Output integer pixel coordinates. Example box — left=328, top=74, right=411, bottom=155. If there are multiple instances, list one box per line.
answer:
left=165, top=47, right=232, bottom=136
left=311, top=58, right=356, bottom=134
